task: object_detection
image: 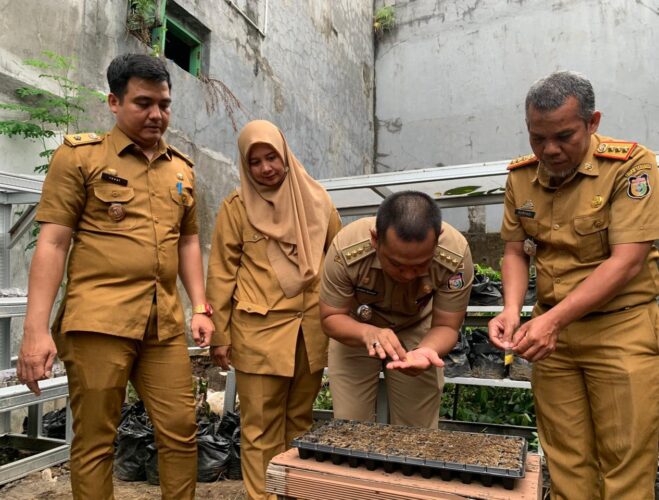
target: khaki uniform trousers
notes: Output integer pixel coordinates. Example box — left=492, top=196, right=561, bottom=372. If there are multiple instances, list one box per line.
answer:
left=235, top=331, right=323, bottom=500
left=54, top=301, right=197, bottom=500
left=328, top=323, right=444, bottom=428
left=532, top=301, right=659, bottom=500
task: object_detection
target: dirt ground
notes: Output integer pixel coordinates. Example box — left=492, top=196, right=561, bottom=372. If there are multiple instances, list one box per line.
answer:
left=0, top=463, right=246, bottom=499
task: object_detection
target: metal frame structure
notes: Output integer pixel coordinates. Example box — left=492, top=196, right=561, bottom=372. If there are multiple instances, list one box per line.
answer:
left=0, top=171, right=71, bottom=485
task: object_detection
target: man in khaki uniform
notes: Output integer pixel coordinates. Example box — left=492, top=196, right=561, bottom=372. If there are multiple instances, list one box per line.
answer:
left=320, top=191, right=473, bottom=428
left=16, top=54, right=214, bottom=500
left=489, top=71, right=659, bottom=499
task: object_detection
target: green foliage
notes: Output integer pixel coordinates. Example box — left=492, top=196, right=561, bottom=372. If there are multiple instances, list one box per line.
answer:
left=0, top=51, right=104, bottom=247
left=373, top=5, right=396, bottom=35
left=127, top=0, right=160, bottom=50
left=474, top=263, right=502, bottom=281
left=441, top=384, right=536, bottom=427
left=313, top=376, right=333, bottom=410
left=0, top=51, right=104, bottom=172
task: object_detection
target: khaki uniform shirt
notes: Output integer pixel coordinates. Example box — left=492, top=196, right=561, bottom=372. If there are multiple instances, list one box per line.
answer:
left=320, top=217, right=473, bottom=334
left=501, top=133, right=659, bottom=310
left=206, top=190, right=342, bottom=377
left=36, top=126, right=198, bottom=340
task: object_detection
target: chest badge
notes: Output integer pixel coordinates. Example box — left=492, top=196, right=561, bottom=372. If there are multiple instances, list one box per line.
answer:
left=591, top=195, right=603, bottom=208
left=627, top=173, right=651, bottom=199
left=447, top=272, right=464, bottom=290
left=515, top=199, right=536, bottom=218
left=523, top=238, right=537, bottom=256
left=108, top=203, right=126, bottom=222
left=355, top=304, right=373, bottom=321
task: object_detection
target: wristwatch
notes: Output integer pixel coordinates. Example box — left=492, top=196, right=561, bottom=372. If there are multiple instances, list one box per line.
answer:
left=192, top=303, right=214, bottom=317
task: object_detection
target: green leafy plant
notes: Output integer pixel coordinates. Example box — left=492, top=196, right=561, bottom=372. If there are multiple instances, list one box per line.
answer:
left=0, top=51, right=104, bottom=248
left=373, top=5, right=396, bottom=35
left=127, top=0, right=159, bottom=45
left=441, top=384, right=537, bottom=449
left=474, top=263, right=502, bottom=282
left=313, top=376, right=333, bottom=410
left=0, top=51, right=104, bottom=173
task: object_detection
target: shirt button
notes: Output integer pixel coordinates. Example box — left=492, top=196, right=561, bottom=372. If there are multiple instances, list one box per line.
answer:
left=154, top=217, right=159, bottom=224
left=295, top=312, right=303, bottom=318
left=594, top=220, right=603, bottom=228
left=553, top=224, right=560, bottom=230
left=555, top=191, right=562, bottom=197
left=554, top=278, right=561, bottom=284
left=155, top=276, right=161, bottom=283
left=112, top=191, right=119, bottom=197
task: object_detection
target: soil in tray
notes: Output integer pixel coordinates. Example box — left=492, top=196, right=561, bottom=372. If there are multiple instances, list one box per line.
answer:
left=299, top=420, right=524, bottom=471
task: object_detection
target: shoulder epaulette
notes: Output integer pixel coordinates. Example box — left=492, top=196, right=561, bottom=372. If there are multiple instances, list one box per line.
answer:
left=63, top=132, right=103, bottom=147
left=340, top=239, right=375, bottom=266
left=433, top=244, right=462, bottom=272
left=507, top=154, right=538, bottom=170
left=169, top=145, right=194, bottom=167
left=594, top=141, right=637, bottom=161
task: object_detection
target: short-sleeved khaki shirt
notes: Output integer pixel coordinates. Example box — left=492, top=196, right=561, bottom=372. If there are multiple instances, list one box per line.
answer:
left=320, top=217, right=473, bottom=333
left=501, top=133, right=659, bottom=310
left=36, top=126, right=198, bottom=340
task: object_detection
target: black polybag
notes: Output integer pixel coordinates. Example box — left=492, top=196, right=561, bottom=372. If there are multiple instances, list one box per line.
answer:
left=22, top=407, right=67, bottom=439
left=442, top=331, right=471, bottom=378
left=113, top=402, right=154, bottom=481
left=468, top=329, right=505, bottom=379
left=469, top=271, right=503, bottom=306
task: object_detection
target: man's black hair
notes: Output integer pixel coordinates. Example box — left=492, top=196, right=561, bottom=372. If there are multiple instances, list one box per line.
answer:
left=107, top=54, right=171, bottom=100
left=375, top=191, right=442, bottom=243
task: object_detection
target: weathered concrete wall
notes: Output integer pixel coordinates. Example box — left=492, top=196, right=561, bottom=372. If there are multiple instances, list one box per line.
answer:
left=375, top=0, right=659, bottom=172
left=0, top=0, right=374, bottom=352
left=0, top=0, right=374, bottom=239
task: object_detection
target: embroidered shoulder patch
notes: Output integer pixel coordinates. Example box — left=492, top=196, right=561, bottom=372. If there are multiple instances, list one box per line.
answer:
left=624, top=163, right=653, bottom=177
left=627, top=173, right=651, bottom=199
left=447, top=272, right=464, bottom=290
left=341, top=239, right=375, bottom=265
left=63, top=132, right=103, bottom=147
left=169, top=145, right=194, bottom=167
left=507, top=154, right=538, bottom=170
left=594, top=141, right=637, bottom=161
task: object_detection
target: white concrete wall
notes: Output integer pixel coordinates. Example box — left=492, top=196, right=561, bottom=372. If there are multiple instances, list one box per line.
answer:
left=375, top=0, right=659, bottom=172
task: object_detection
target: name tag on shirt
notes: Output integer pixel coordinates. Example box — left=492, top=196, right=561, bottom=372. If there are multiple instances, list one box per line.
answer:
left=101, top=172, right=128, bottom=186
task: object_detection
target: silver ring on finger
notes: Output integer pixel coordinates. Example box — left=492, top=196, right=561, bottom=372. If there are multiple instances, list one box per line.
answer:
left=372, top=341, right=380, bottom=349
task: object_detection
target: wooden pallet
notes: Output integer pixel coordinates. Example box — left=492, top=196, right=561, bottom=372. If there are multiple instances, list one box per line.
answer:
left=266, top=448, right=541, bottom=500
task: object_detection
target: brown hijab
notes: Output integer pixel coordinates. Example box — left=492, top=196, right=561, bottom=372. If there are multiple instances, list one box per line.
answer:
left=237, top=120, right=333, bottom=298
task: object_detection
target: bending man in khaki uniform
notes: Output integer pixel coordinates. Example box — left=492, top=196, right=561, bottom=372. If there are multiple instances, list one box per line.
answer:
left=489, top=71, right=659, bottom=499
left=16, top=54, right=214, bottom=499
left=320, top=191, right=473, bottom=428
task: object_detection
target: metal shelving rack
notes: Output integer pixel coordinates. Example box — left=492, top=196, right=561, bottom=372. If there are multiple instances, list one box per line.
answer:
left=0, top=171, right=70, bottom=485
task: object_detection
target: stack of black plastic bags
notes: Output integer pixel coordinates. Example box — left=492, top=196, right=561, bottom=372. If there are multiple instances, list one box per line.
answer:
left=113, top=401, right=242, bottom=484
left=441, top=266, right=536, bottom=381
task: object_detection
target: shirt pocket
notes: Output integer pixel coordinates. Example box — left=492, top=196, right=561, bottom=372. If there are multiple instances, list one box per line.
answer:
left=242, top=228, right=267, bottom=248
left=235, top=300, right=269, bottom=316
left=573, top=212, right=610, bottom=262
left=92, top=185, right=136, bottom=230
left=520, top=218, right=539, bottom=237
left=169, top=186, right=193, bottom=224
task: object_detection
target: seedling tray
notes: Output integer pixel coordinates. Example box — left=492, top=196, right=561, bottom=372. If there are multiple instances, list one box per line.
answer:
left=291, top=419, right=527, bottom=490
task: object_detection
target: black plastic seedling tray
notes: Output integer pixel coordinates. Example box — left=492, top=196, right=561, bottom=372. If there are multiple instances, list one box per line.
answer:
left=291, top=419, right=527, bottom=490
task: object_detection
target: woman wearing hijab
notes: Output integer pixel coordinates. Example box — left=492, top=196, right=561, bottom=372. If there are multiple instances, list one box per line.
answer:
left=206, top=120, right=341, bottom=499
